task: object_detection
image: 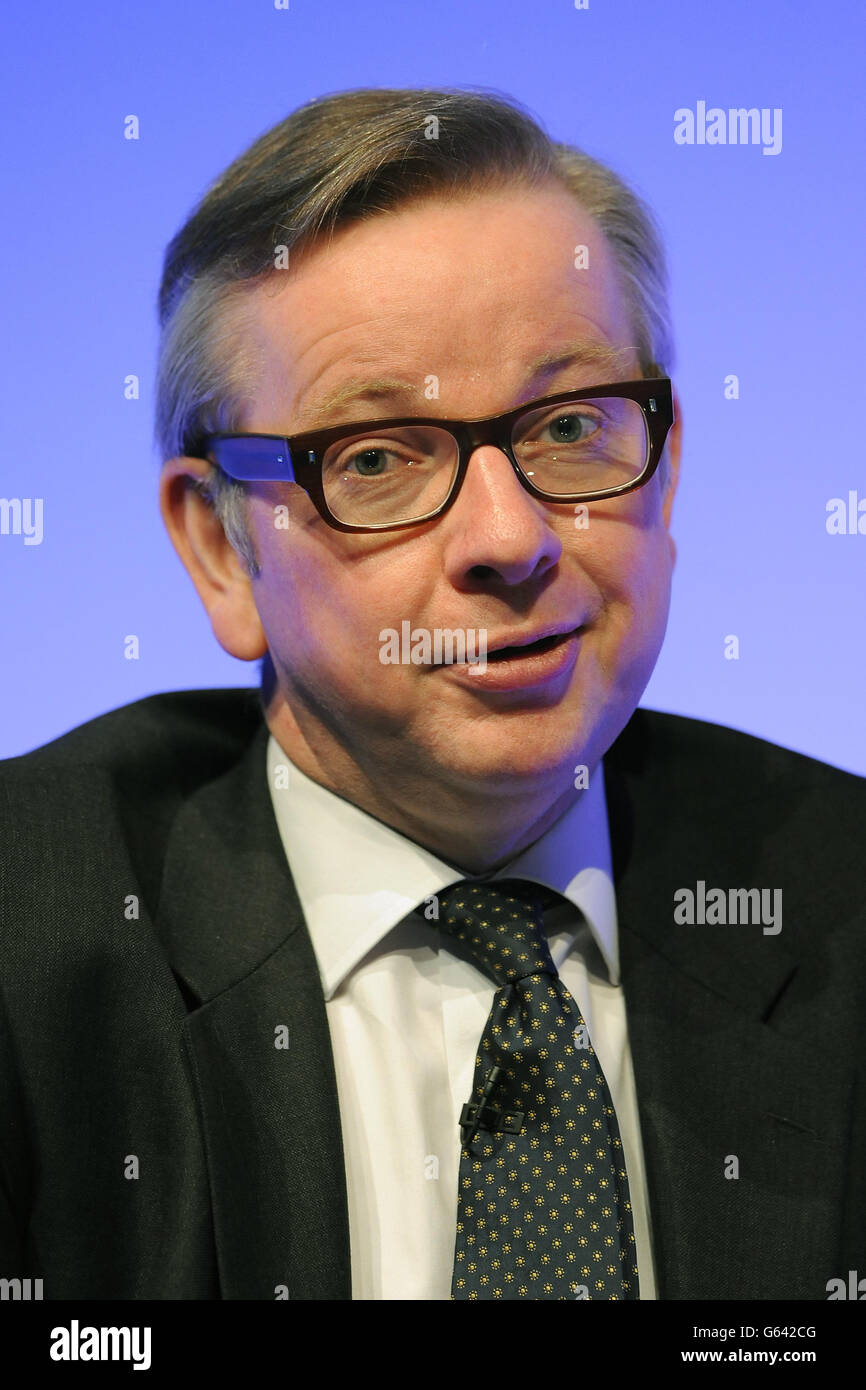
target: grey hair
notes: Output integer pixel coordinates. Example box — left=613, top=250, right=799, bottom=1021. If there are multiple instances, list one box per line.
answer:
left=154, top=87, right=676, bottom=693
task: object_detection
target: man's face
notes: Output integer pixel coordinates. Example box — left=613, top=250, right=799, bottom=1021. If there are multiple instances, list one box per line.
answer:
left=225, top=182, right=679, bottom=819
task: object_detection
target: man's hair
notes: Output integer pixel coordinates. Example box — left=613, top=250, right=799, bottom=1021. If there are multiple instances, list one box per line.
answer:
left=154, top=86, right=676, bottom=700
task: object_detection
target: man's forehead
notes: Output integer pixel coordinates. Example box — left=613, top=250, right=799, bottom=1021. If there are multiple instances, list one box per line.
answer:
left=240, top=185, right=637, bottom=429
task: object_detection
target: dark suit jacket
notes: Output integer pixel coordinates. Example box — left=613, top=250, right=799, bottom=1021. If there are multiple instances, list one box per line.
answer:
left=1, top=687, right=864, bottom=1300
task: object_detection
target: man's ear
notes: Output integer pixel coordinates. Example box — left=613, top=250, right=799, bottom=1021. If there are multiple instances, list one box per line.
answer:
left=158, top=455, right=268, bottom=662
left=662, top=385, right=682, bottom=567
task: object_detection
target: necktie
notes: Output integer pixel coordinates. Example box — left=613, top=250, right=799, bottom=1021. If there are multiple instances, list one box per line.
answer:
left=434, top=878, right=639, bottom=1300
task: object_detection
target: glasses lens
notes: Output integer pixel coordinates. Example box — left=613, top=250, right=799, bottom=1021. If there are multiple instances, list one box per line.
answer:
left=321, top=425, right=458, bottom=526
left=512, top=396, right=649, bottom=494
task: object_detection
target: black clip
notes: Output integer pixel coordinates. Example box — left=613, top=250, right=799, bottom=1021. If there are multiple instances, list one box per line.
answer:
left=459, top=1065, right=524, bottom=1146
left=459, top=1102, right=525, bottom=1139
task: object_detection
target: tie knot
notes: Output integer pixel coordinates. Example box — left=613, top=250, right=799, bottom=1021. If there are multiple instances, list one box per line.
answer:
left=434, top=878, right=558, bottom=986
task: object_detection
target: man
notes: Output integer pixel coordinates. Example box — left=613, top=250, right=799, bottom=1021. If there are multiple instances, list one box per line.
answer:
left=1, top=87, right=863, bottom=1302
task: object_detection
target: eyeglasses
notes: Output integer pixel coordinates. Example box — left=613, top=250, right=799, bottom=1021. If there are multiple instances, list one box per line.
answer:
left=196, top=377, right=674, bottom=534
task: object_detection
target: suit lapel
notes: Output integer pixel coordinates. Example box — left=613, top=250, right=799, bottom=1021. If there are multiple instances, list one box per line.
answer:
left=604, top=711, right=853, bottom=1299
left=154, top=718, right=351, bottom=1300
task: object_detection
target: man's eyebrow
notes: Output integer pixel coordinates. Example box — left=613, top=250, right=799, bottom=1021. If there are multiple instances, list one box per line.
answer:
left=294, top=340, right=638, bottom=428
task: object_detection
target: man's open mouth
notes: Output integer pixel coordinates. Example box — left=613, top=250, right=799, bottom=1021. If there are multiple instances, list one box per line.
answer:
left=485, top=630, right=578, bottom=662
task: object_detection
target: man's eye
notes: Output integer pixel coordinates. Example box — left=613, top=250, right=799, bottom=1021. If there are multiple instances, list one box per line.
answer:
left=345, top=447, right=393, bottom=476
left=537, top=411, right=601, bottom=445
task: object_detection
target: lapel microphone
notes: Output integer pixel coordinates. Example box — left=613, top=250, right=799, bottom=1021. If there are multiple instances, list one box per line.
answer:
left=460, top=1065, right=506, bottom=1147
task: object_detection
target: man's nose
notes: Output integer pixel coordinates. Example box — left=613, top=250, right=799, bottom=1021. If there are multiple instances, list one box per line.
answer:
left=440, top=442, right=562, bottom=585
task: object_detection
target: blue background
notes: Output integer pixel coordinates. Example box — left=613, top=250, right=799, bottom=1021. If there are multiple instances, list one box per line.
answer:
left=1, top=0, right=863, bottom=771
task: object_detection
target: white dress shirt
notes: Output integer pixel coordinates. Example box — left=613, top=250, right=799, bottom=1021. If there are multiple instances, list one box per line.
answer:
left=265, top=735, right=657, bottom=1300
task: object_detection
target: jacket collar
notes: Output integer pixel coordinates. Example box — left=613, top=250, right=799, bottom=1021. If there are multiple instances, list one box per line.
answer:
left=604, top=710, right=853, bottom=1299
left=155, top=715, right=351, bottom=1299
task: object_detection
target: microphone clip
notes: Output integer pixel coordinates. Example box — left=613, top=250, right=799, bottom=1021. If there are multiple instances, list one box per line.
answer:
left=459, top=1065, right=525, bottom=1147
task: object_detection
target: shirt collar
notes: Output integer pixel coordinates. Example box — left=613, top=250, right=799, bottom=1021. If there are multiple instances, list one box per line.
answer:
left=266, top=734, right=620, bottom=998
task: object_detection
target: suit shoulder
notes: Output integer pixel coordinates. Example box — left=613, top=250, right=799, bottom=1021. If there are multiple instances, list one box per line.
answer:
left=610, top=705, right=865, bottom=801
left=0, top=687, right=267, bottom=973
left=0, top=687, right=266, bottom=898
left=0, top=686, right=264, bottom=792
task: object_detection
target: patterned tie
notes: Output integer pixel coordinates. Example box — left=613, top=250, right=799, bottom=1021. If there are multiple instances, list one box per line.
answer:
left=433, top=877, right=639, bottom=1300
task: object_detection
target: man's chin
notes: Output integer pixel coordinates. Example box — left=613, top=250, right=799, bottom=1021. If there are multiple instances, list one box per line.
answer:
left=417, top=721, right=599, bottom=796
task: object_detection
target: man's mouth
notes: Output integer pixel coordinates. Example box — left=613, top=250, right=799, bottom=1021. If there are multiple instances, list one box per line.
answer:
left=484, top=629, right=580, bottom=662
